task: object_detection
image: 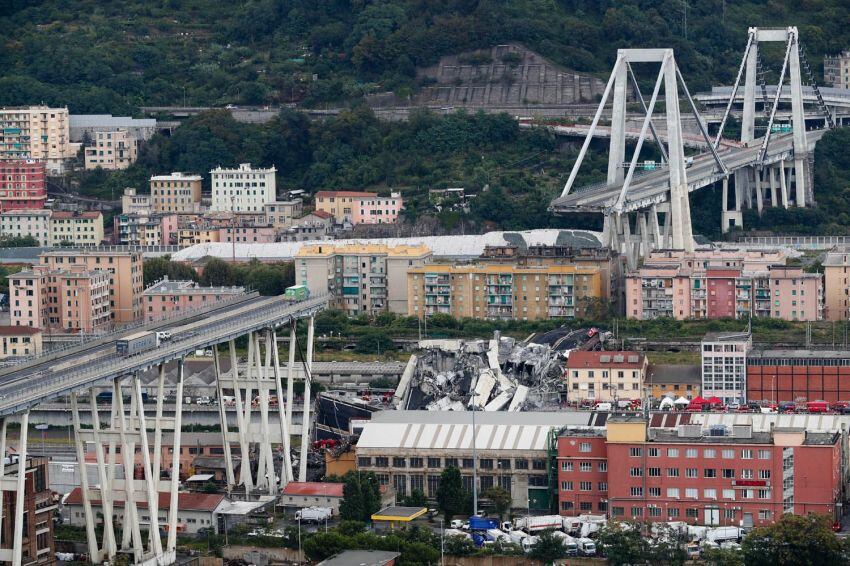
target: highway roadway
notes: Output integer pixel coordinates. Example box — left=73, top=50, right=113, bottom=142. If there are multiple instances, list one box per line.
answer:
left=0, top=294, right=328, bottom=417
left=551, top=130, right=826, bottom=214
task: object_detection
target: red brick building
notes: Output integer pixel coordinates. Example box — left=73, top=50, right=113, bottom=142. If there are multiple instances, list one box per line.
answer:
left=557, top=417, right=842, bottom=528
left=0, top=160, right=46, bottom=212
left=747, top=350, right=850, bottom=404
left=1, top=457, right=55, bottom=565
left=706, top=269, right=739, bottom=319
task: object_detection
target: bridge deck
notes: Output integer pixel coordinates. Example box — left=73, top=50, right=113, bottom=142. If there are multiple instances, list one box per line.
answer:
left=0, top=295, right=328, bottom=417
left=551, top=130, right=825, bottom=214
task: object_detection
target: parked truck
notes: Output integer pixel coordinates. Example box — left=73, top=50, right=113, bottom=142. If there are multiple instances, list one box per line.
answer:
left=515, top=514, right=563, bottom=532
left=484, top=529, right=511, bottom=544
left=116, top=331, right=159, bottom=356
left=294, top=506, right=332, bottom=523
left=577, top=537, right=597, bottom=556
left=551, top=531, right=579, bottom=556
left=468, top=516, right=499, bottom=531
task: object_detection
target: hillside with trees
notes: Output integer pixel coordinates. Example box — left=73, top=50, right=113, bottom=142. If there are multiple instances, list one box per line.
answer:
left=2, top=0, right=849, bottom=111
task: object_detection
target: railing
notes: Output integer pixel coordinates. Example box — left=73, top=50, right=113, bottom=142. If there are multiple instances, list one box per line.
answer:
left=0, top=291, right=260, bottom=369
left=0, top=294, right=329, bottom=415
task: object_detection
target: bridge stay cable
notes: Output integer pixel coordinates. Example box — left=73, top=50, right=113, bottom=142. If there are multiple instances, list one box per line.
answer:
left=614, top=55, right=669, bottom=213
left=626, top=62, right=669, bottom=164
left=674, top=65, right=727, bottom=175
left=758, top=32, right=794, bottom=164
left=560, top=56, right=624, bottom=198
left=714, top=30, right=754, bottom=150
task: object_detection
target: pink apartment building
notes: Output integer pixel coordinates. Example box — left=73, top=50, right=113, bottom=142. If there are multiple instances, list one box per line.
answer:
left=314, top=190, right=403, bottom=225
left=8, top=264, right=111, bottom=332
left=626, top=252, right=822, bottom=321
left=143, top=277, right=246, bottom=321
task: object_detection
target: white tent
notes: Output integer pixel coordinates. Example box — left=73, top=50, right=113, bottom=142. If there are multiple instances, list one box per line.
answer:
left=674, top=396, right=691, bottom=405
left=659, top=397, right=675, bottom=409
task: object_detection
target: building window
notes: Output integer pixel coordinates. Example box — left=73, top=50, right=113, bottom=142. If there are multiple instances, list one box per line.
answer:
left=632, top=507, right=644, bottom=518
left=532, top=459, right=547, bottom=470
left=375, top=457, right=388, bottom=467
left=561, top=501, right=574, bottom=511
left=722, top=449, right=735, bottom=459
left=445, top=458, right=458, bottom=468
left=685, top=468, right=698, bottom=478
left=667, top=448, right=679, bottom=458
left=427, top=457, right=441, bottom=468
left=704, top=469, right=717, bottom=478
left=561, top=481, right=573, bottom=491
left=704, top=488, right=717, bottom=499
left=393, top=457, right=406, bottom=468
left=580, top=462, right=592, bottom=472
left=629, top=447, right=642, bottom=457
left=759, top=469, right=771, bottom=480
left=479, top=458, right=493, bottom=469
left=580, top=481, right=592, bottom=491
left=462, top=458, right=474, bottom=468
left=685, top=488, right=698, bottom=499
left=648, top=448, right=660, bottom=457
left=685, top=448, right=698, bottom=458
left=686, top=508, right=699, bottom=518
left=561, top=462, right=573, bottom=472
left=630, top=467, right=643, bottom=477
left=598, top=462, right=607, bottom=472
left=722, top=469, right=735, bottom=479
left=598, top=482, right=608, bottom=491
left=649, top=506, right=662, bottom=517
left=742, top=449, right=753, bottom=459
left=357, top=457, right=372, bottom=467
left=612, top=507, right=625, bottom=517
left=648, top=467, right=661, bottom=477
left=515, top=459, right=528, bottom=470
left=667, top=468, right=680, bottom=477
left=580, top=502, right=593, bottom=511
left=668, top=507, right=680, bottom=518
left=630, top=487, right=643, bottom=497
left=648, top=487, right=661, bottom=497
left=758, top=450, right=772, bottom=460
left=667, top=488, right=680, bottom=498
left=579, top=442, right=591, bottom=453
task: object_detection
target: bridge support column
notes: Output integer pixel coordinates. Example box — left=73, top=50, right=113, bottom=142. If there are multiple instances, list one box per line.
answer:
left=213, top=347, right=236, bottom=492
left=779, top=161, right=789, bottom=208
left=755, top=168, right=764, bottom=215
left=299, top=316, right=315, bottom=482
left=270, top=329, right=294, bottom=491
left=0, top=412, right=30, bottom=566
left=72, top=372, right=179, bottom=566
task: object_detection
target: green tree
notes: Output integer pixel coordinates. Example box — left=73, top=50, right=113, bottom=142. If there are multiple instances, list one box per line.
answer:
left=482, top=486, right=511, bottom=520
left=143, top=257, right=199, bottom=287
left=701, top=546, right=745, bottom=566
left=528, top=529, right=566, bottom=565
left=0, top=235, right=38, bottom=247
left=596, top=523, right=650, bottom=565
left=338, top=471, right=382, bottom=523
left=741, top=514, right=847, bottom=565
left=435, top=466, right=465, bottom=522
left=401, top=489, right=427, bottom=507
left=354, top=329, right=394, bottom=355
left=200, top=258, right=235, bottom=286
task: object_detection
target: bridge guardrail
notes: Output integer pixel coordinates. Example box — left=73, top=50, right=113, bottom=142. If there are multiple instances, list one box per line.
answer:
left=0, top=294, right=329, bottom=415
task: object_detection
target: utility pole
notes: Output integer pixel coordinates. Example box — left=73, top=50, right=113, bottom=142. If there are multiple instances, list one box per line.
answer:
left=471, top=388, right=478, bottom=517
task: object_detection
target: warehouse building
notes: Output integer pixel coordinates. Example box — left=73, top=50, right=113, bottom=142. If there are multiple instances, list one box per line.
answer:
left=355, top=410, right=598, bottom=510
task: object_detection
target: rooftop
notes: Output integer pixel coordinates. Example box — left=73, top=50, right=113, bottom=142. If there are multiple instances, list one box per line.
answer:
left=0, top=326, right=42, bottom=336
left=150, top=172, right=203, bottom=181
left=0, top=210, right=51, bottom=217
left=371, top=506, right=427, bottom=521
left=297, top=243, right=432, bottom=258
left=50, top=211, right=102, bottom=220
left=282, top=482, right=344, bottom=498
left=317, top=550, right=401, bottom=566
left=69, top=114, right=156, bottom=128
left=565, top=351, right=646, bottom=369
left=749, top=349, right=850, bottom=360
left=65, top=488, right=225, bottom=511
left=171, top=229, right=603, bottom=262
left=143, top=278, right=245, bottom=296
left=648, top=364, right=701, bottom=385
left=211, top=163, right=276, bottom=174
left=703, top=332, right=751, bottom=342
left=315, top=190, right=378, bottom=198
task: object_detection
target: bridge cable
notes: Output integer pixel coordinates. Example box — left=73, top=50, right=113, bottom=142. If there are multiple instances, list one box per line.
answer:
left=626, top=62, right=669, bottom=164
left=798, top=41, right=836, bottom=129
left=756, top=43, right=771, bottom=121
left=758, top=33, right=795, bottom=164
left=714, top=31, right=755, bottom=150
left=675, top=64, right=728, bottom=175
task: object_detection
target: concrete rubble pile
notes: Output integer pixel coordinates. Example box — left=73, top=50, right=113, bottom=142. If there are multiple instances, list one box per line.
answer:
left=394, top=334, right=567, bottom=412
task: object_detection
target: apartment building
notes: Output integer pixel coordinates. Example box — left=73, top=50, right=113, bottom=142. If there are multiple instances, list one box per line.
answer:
left=557, top=418, right=842, bottom=528
left=113, top=212, right=178, bottom=246
left=48, top=211, right=104, bottom=246
left=121, top=187, right=152, bottom=214
left=647, top=364, right=701, bottom=400
left=314, top=190, right=403, bottom=225
left=178, top=226, right=220, bottom=247
left=8, top=265, right=111, bottom=332
left=281, top=210, right=334, bottom=242
left=39, top=248, right=143, bottom=324
left=263, top=199, right=303, bottom=229
left=0, top=105, right=80, bottom=173
left=84, top=129, right=138, bottom=170
left=210, top=163, right=276, bottom=213
left=296, top=243, right=432, bottom=315
left=0, top=457, right=55, bottom=565
left=824, top=51, right=850, bottom=89
left=219, top=225, right=277, bottom=243
left=820, top=248, right=850, bottom=320
left=143, top=278, right=246, bottom=322
left=407, top=264, right=603, bottom=321
left=0, top=209, right=51, bottom=245
left=626, top=252, right=822, bottom=321
left=701, top=332, right=752, bottom=405
left=150, top=172, right=202, bottom=213
left=0, top=160, right=47, bottom=211
left=0, top=326, right=43, bottom=359
left=564, top=351, right=647, bottom=402
left=479, top=245, right=619, bottom=308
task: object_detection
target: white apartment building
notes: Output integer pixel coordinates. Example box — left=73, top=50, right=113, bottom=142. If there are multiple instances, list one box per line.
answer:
left=0, top=106, right=80, bottom=174
left=701, top=331, right=752, bottom=405
left=84, top=129, right=138, bottom=170
left=0, top=209, right=51, bottom=245
left=210, top=163, right=276, bottom=213
left=121, top=187, right=152, bottom=214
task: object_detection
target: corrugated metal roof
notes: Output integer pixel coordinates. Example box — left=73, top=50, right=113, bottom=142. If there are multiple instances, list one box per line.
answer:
left=358, top=411, right=593, bottom=451
left=692, top=413, right=850, bottom=432
left=171, top=229, right=603, bottom=262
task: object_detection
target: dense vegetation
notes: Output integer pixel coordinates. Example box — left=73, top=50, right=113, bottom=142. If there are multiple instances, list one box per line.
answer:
left=73, top=107, right=606, bottom=233
left=2, top=0, right=848, bottom=111
left=142, top=257, right=294, bottom=295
